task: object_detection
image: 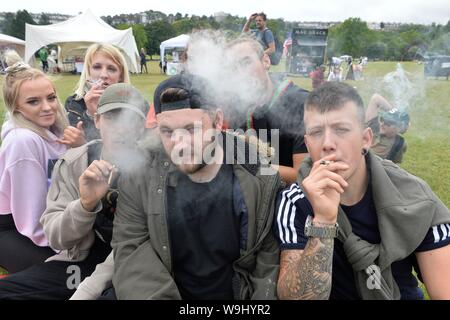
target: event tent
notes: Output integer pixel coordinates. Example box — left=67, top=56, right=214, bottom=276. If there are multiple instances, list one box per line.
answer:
left=160, top=34, right=190, bottom=64
left=25, top=9, right=140, bottom=73
left=0, top=33, right=25, bottom=58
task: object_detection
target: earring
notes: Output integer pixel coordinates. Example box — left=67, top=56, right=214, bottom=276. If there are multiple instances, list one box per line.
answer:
left=361, top=148, right=368, bottom=156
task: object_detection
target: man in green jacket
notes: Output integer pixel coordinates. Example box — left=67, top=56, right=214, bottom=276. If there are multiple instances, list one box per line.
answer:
left=275, top=82, right=450, bottom=300
left=112, top=74, right=281, bottom=300
left=38, top=47, right=49, bottom=72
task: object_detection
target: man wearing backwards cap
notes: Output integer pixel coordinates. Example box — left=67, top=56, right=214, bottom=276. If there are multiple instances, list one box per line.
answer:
left=0, top=83, right=148, bottom=300
left=365, top=93, right=409, bottom=163
left=112, top=73, right=281, bottom=300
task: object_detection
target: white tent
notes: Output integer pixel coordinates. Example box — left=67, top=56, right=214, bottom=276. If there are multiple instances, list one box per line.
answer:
left=160, top=34, right=190, bottom=64
left=25, top=9, right=140, bottom=73
left=0, top=34, right=25, bottom=58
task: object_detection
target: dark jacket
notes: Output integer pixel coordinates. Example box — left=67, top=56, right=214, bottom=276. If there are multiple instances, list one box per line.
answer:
left=112, top=134, right=282, bottom=300
left=64, top=95, right=101, bottom=142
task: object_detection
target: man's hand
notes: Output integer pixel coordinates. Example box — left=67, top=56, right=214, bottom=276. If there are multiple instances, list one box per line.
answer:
left=57, top=121, right=86, bottom=147
left=249, top=13, right=258, bottom=20
left=79, top=160, right=115, bottom=212
left=243, top=13, right=258, bottom=33
left=301, top=154, right=349, bottom=224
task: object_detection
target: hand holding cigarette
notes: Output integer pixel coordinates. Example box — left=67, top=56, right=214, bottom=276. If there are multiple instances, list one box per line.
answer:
left=108, top=165, right=120, bottom=186
left=300, top=154, right=349, bottom=224
left=84, top=78, right=107, bottom=115
left=79, top=160, right=118, bottom=212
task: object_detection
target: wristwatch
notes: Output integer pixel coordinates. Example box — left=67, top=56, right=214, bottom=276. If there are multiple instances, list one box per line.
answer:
left=304, top=215, right=339, bottom=239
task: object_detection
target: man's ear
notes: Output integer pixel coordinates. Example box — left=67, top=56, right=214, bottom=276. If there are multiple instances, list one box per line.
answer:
left=94, top=114, right=101, bottom=129
left=362, top=127, right=373, bottom=151
left=262, top=53, right=271, bottom=70
left=213, top=109, right=224, bottom=131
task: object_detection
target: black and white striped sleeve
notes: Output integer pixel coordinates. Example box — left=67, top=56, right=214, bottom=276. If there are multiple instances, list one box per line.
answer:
left=273, top=183, right=312, bottom=250
left=416, top=223, right=450, bottom=252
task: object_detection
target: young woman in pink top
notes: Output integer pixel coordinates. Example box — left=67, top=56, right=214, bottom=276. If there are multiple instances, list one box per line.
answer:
left=0, top=63, right=68, bottom=273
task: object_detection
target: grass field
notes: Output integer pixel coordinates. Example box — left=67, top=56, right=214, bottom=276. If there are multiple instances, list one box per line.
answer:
left=0, top=60, right=449, bottom=297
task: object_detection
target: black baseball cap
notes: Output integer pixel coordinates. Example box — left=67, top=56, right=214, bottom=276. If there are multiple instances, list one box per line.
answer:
left=153, top=74, right=216, bottom=114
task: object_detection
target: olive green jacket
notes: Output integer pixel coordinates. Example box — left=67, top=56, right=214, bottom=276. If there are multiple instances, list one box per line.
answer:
left=112, top=135, right=282, bottom=300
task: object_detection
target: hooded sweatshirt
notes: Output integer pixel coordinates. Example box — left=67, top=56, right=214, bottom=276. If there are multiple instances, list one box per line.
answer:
left=0, top=120, right=66, bottom=247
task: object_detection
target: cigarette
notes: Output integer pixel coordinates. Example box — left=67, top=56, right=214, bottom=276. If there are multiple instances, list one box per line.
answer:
left=108, top=165, right=117, bottom=186
left=319, top=160, right=332, bottom=166
left=87, top=79, right=106, bottom=89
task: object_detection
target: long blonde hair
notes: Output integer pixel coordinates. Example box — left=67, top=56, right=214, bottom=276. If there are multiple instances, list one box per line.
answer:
left=74, top=43, right=130, bottom=100
left=2, top=63, right=69, bottom=140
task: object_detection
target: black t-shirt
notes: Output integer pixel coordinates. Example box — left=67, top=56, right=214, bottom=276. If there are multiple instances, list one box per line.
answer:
left=167, top=164, right=240, bottom=300
left=274, top=183, right=450, bottom=300
left=237, top=81, right=309, bottom=167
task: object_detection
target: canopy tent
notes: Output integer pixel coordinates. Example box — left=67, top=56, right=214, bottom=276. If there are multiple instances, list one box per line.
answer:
left=0, top=34, right=25, bottom=58
left=160, top=34, right=190, bottom=64
left=25, top=9, right=140, bottom=73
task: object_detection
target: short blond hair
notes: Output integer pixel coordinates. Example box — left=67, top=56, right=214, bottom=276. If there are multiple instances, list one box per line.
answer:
left=2, top=63, right=69, bottom=140
left=74, top=43, right=130, bottom=100
left=227, top=35, right=265, bottom=60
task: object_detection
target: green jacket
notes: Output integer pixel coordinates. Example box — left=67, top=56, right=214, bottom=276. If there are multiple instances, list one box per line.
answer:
left=39, top=48, right=48, bottom=61
left=298, top=152, right=450, bottom=299
left=112, top=134, right=282, bottom=300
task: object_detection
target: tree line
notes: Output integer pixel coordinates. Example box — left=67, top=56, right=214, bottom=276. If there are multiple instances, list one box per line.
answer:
left=1, top=10, right=449, bottom=60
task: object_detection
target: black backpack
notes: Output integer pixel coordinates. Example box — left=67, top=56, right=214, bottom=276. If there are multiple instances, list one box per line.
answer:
left=263, top=29, right=283, bottom=65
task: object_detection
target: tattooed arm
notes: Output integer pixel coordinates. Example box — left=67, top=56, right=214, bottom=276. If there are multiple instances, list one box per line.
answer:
left=278, top=235, right=334, bottom=300
left=276, top=155, right=348, bottom=300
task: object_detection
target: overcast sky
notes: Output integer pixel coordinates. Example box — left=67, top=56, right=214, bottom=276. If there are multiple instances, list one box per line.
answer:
left=3, top=0, right=450, bottom=25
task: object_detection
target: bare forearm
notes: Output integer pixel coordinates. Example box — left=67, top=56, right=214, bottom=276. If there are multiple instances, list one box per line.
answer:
left=366, top=93, right=394, bottom=122
left=265, top=43, right=275, bottom=55
left=243, top=20, right=252, bottom=33
left=278, top=237, right=334, bottom=300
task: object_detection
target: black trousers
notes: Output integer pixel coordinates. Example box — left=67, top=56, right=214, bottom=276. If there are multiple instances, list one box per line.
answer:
left=0, top=214, right=55, bottom=273
left=141, top=62, right=148, bottom=73
left=0, top=236, right=111, bottom=300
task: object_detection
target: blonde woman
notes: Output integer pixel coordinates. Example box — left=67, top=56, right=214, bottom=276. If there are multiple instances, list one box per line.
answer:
left=60, top=43, right=130, bottom=147
left=0, top=63, right=68, bottom=273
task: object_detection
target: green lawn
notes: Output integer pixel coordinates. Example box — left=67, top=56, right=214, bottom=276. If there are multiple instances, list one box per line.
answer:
left=1, top=61, right=449, bottom=296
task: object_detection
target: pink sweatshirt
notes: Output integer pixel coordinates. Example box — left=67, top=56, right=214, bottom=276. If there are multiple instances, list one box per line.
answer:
left=0, top=120, right=67, bottom=247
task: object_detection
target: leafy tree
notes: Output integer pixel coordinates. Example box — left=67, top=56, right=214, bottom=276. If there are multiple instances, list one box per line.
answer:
left=267, top=18, right=286, bottom=43
left=8, top=10, right=36, bottom=40
left=217, top=15, right=245, bottom=33
left=144, top=20, right=176, bottom=56
left=38, top=13, right=51, bottom=25
left=133, top=24, right=149, bottom=51
left=366, top=42, right=387, bottom=60
left=175, top=13, right=183, bottom=21
left=0, top=12, right=15, bottom=35
left=116, top=24, right=148, bottom=55
left=172, top=19, right=194, bottom=34
left=172, top=18, right=213, bottom=34
left=333, top=18, right=371, bottom=57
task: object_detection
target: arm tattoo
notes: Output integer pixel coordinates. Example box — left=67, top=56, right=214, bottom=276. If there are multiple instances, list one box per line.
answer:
left=278, top=237, right=334, bottom=300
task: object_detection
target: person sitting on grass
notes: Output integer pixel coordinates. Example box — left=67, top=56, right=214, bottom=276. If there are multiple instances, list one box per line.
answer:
left=0, top=63, right=68, bottom=273
left=365, top=93, right=409, bottom=163
left=0, top=83, right=148, bottom=300
left=275, top=82, right=450, bottom=300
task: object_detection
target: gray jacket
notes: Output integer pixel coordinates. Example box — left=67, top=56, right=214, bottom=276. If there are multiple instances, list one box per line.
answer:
left=112, top=134, right=282, bottom=300
left=41, top=140, right=104, bottom=262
